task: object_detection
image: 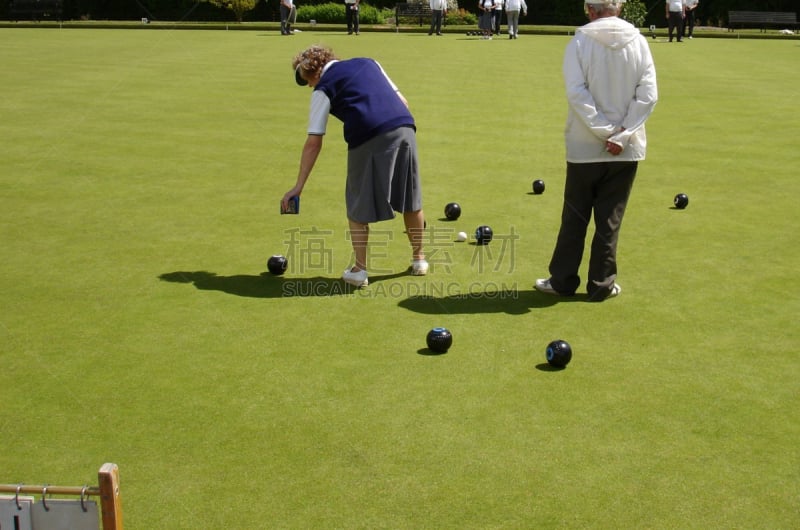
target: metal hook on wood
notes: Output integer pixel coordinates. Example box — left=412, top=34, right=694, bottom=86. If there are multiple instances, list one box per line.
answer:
left=42, top=484, right=50, bottom=511
left=80, top=485, right=89, bottom=512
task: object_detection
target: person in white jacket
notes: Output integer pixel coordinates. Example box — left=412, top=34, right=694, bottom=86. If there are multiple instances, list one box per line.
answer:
left=504, top=0, right=526, bottom=39
left=535, top=0, right=658, bottom=301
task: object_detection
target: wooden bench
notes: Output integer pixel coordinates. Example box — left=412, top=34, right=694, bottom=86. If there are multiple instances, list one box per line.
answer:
left=395, top=2, right=434, bottom=30
left=8, top=0, right=64, bottom=21
left=728, top=11, right=799, bottom=32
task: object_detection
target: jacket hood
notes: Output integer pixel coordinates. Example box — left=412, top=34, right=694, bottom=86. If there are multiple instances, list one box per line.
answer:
left=578, top=16, right=640, bottom=50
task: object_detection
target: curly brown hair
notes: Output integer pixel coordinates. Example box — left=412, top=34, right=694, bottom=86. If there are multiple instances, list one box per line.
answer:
left=292, top=45, right=338, bottom=82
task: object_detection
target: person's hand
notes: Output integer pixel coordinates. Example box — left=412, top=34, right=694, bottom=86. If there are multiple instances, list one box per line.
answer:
left=281, top=187, right=302, bottom=211
left=605, top=141, right=622, bottom=156
left=606, top=127, right=625, bottom=156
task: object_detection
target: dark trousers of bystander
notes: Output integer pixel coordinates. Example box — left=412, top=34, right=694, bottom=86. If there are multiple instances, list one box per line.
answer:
left=667, top=11, right=684, bottom=41
left=280, top=5, right=292, bottom=34
left=346, top=4, right=360, bottom=33
left=429, top=10, right=444, bottom=35
left=685, top=9, right=695, bottom=37
left=547, top=161, right=638, bottom=301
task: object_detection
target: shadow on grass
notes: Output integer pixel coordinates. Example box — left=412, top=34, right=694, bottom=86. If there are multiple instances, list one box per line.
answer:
left=417, top=348, right=448, bottom=356
left=534, top=362, right=567, bottom=372
left=397, top=290, right=587, bottom=315
left=158, top=270, right=408, bottom=298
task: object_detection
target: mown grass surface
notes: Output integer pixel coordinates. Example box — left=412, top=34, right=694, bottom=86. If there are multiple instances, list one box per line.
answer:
left=1, top=28, right=798, bottom=528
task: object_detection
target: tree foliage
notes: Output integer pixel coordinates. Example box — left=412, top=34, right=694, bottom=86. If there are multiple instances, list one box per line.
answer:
left=0, top=0, right=795, bottom=26
left=621, top=0, right=646, bottom=27
left=203, top=0, right=256, bottom=22
left=296, top=2, right=389, bottom=23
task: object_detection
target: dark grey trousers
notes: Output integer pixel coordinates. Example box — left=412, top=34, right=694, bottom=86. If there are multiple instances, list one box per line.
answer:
left=346, top=4, right=360, bottom=33
left=429, top=10, right=444, bottom=34
left=548, top=161, right=638, bottom=300
left=280, top=5, right=292, bottom=34
left=667, top=11, right=684, bottom=41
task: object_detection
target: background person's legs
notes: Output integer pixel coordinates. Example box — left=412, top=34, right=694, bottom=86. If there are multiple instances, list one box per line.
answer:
left=279, top=5, right=290, bottom=34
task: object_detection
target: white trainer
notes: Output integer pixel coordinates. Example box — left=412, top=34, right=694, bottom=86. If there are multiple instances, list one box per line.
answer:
left=342, top=268, right=368, bottom=287
left=534, top=278, right=558, bottom=295
left=411, top=259, right=429, bottom=276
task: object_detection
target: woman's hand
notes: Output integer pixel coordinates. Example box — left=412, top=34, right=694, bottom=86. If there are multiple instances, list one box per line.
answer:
left=281, top=186, right=302, bottom=211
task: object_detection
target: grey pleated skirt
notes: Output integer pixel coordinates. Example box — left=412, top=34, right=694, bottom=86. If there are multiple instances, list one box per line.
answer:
left=345, top=126, right=422, bottom=224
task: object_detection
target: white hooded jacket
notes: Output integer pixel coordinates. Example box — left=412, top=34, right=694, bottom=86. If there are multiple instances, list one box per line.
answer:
left=563, top=16, right=658, bottom=162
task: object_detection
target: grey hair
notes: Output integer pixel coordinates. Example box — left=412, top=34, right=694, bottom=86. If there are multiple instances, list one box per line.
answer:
left=586, top=1, right=623, bottom=16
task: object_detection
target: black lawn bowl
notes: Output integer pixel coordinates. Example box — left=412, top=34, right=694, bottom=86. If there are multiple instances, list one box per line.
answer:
left=532, top=179, right=545, bottom=194
left=674, top=193, right=689, bottom=209
left=426, top=327, right=453, bottom=353
left=546, top=339, right=572, bottom=368
left=267, top=255, right=288, bottom=275
left=475, top=225, right=493, bottom=245
left=444, top=202, right=462, bottom=221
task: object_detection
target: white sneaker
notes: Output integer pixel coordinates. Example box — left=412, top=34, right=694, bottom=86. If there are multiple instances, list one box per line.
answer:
left=411, top=259, right=429, bottom=276
left=588, top=283, right=622, bottom=301
left=342, top=267, right=368, bottom=287
left=535, top=278, right=558, bottom=295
